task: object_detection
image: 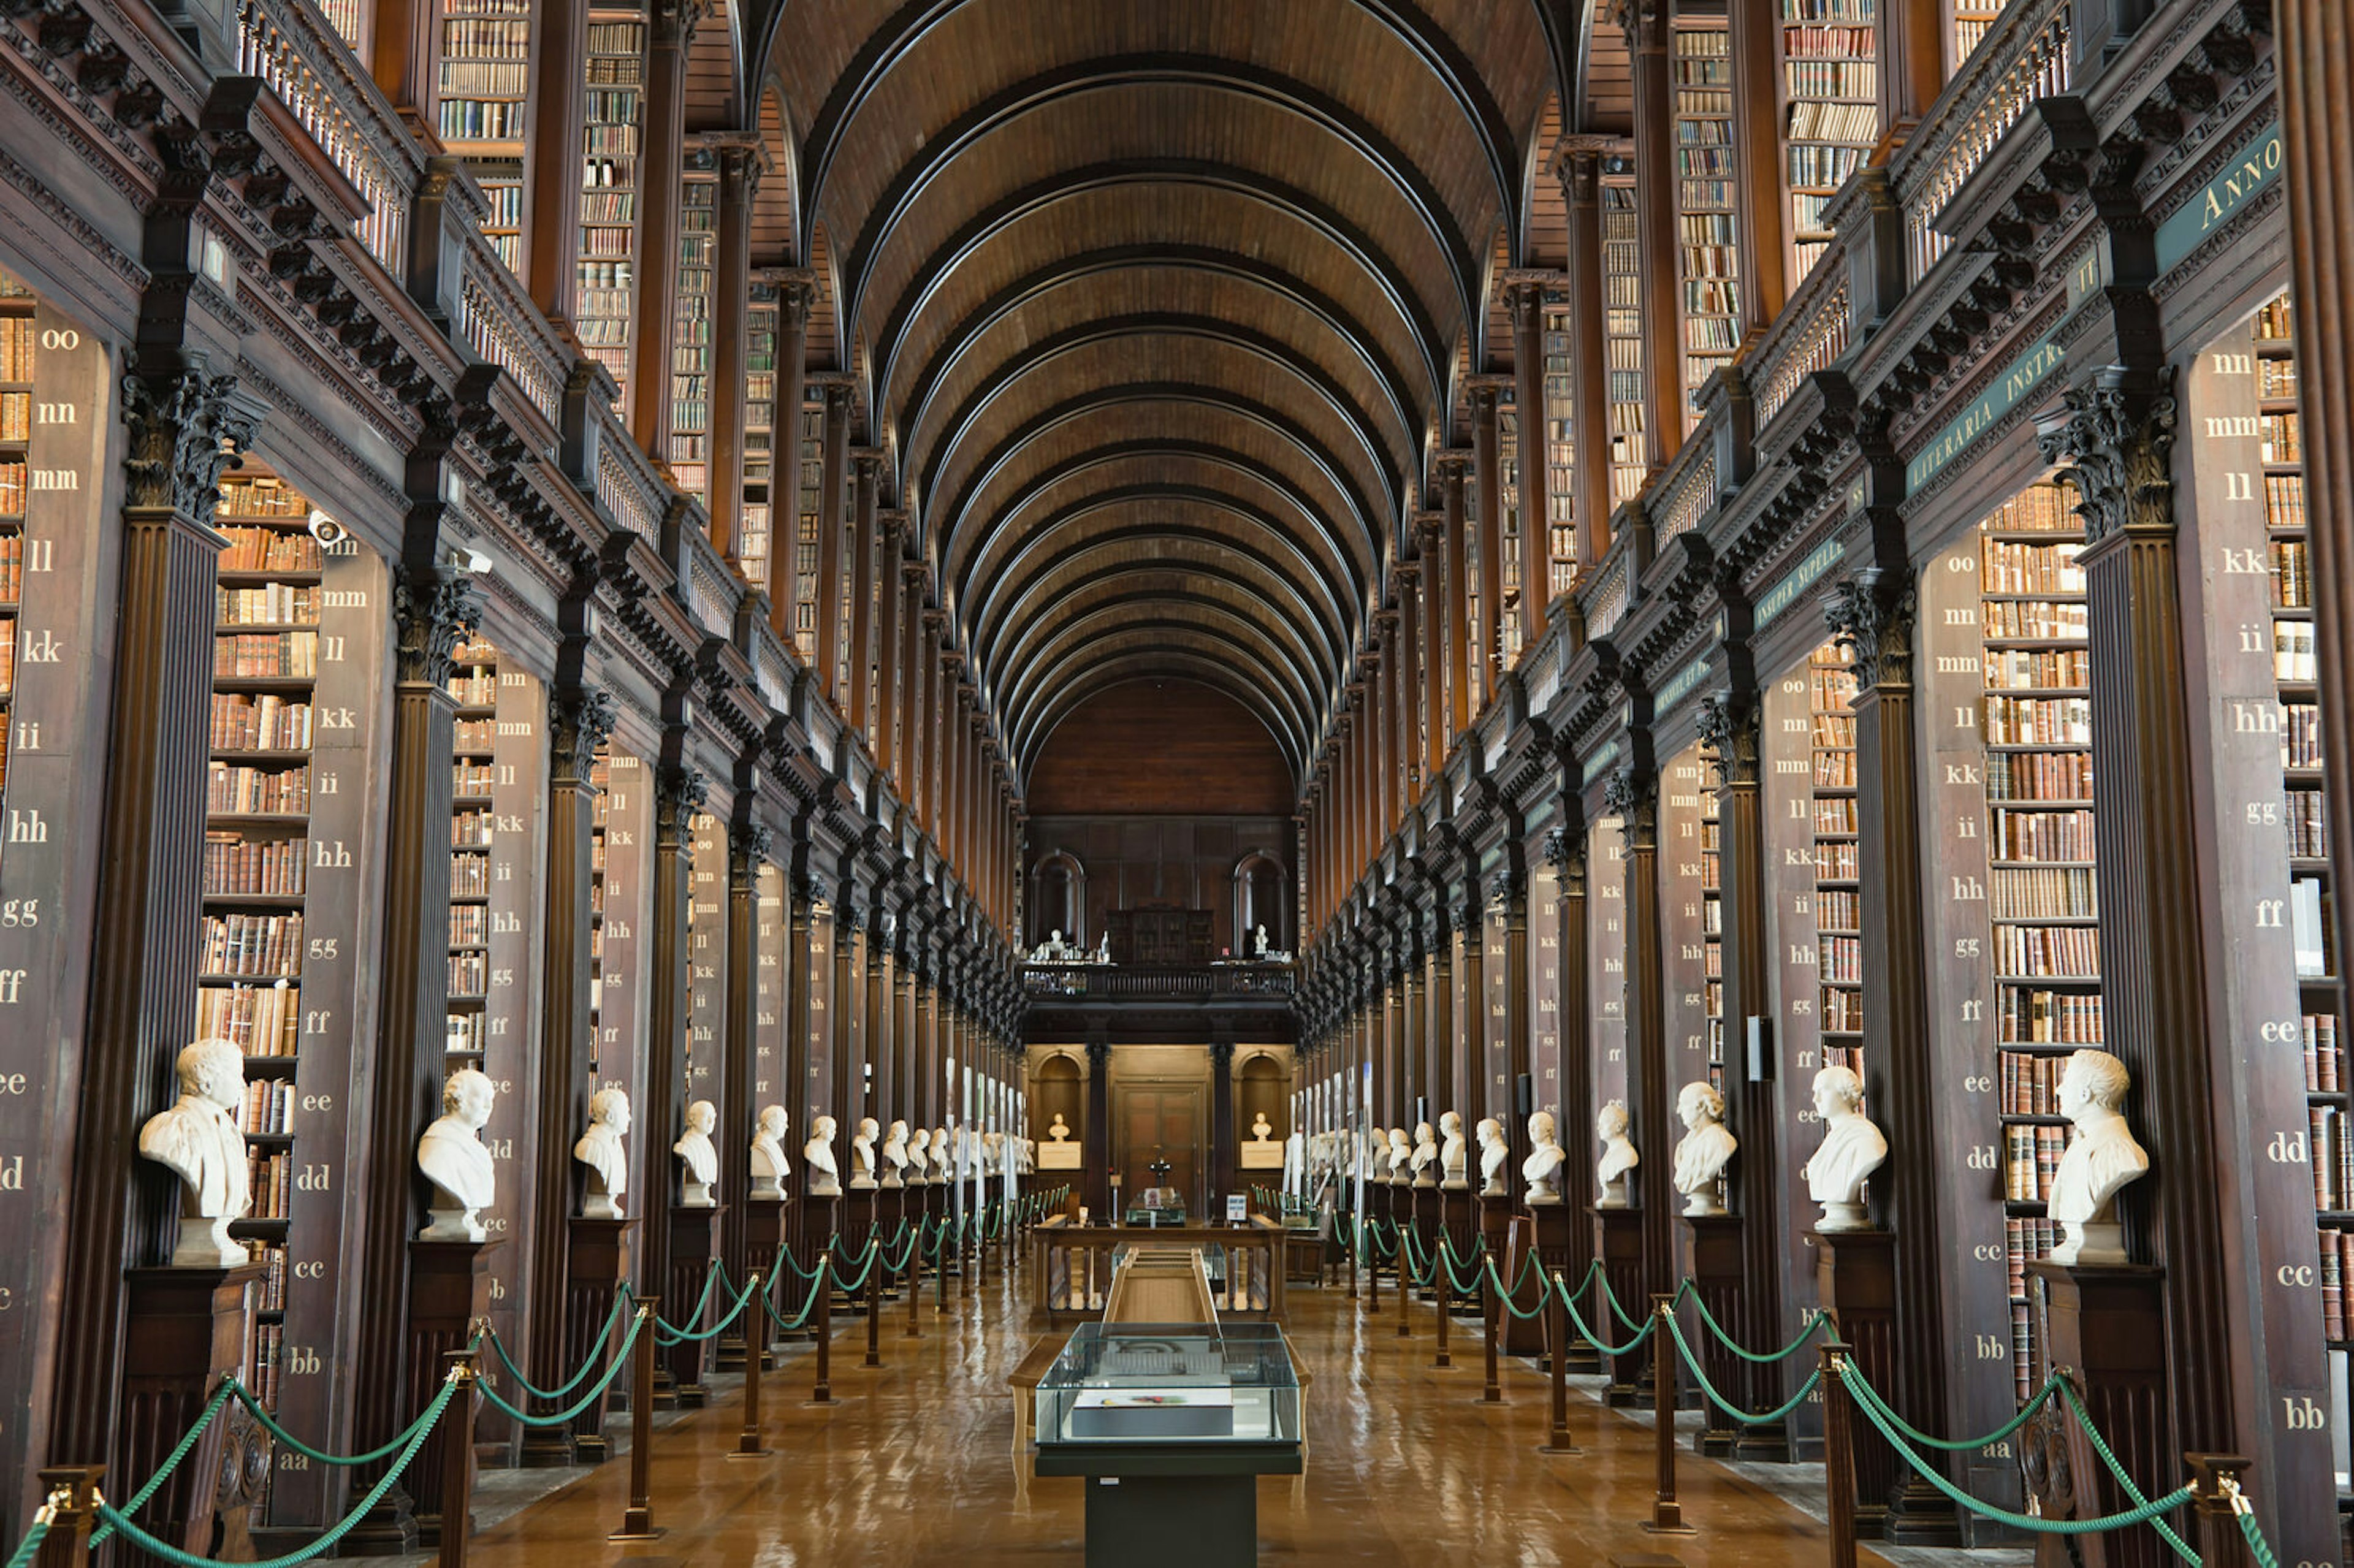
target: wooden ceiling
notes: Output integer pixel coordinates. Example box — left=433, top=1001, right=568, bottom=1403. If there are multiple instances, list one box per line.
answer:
left=728, top=0, right=1591, bottom=793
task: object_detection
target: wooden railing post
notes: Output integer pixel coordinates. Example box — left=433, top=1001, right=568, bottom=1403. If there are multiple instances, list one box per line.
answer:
left=608, top=1300, right=662, bottom=1542
left=730, top=1273, right=770, bottom=1460
left=1366, top=1225, right=1382, bottom=1313
left=1395, top=1240, right=1413, bottom=1338
left=2187, top=1453, right=2258, bottom=1568
left=906, top=1225, right=924, bottom=1339
left=865, top=1243, right=883, bottom=1368
left=811, top=1254, right=834, bottom=1404
left=438, top=1350, right=480, bottom=1566
left=1432, top=1250, right=1452, bottom=1368
left=31, top=1467, right=101, bottom=1568
left=1819, top=1340, right=1858, bottom=1568
left=1642, top=1297, right=1695, bottom=1536
left=1481, top=1258, right=1503, bottom=1403
left=1539, top=1271, right=1577, bottom=1455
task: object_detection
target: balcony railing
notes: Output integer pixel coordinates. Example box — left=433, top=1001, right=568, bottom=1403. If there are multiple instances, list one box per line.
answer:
left=1022, top=963, right=1297, bottom=1002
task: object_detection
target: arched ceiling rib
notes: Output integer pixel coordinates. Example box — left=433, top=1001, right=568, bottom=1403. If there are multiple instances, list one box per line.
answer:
left=735, top=0, right=1556, bottom=799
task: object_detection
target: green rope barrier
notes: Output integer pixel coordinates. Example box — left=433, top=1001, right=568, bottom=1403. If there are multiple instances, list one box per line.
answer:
left=88, top=1377, right=238, bottom=1543
left=655, top=1271, right=763, bottom=1345
left=829, top=1239, right=884, bottom=1294
left=486, top=1290, right=630, bottom=1402
left=230, top=1376, right=450, bottom=1468
left=763, top=1268, right=828, bottom=1332
left=1849, top=1363, right=2059, bottom=1453
left=1662, top=1312, right=1823, bottom=1426
left=1436, top=1235, right=1488, bottom=1296
left=652, top=1262, right=723, bottom=1340
left=2235, top=1490, right=2282, bottom=1568
left=3, top=1515, right=47, bottom=1568
left=1556, top=1276, right=1656, bottom=1358
left=1482, top=1256, right=1552, bottom=1320
left=1679, top=1290, right=1832, bottom=1366
left=478, top=1309, right=647, bottom=1429
left=2057, top=1379, right=2198, bottom=1566
left=1845, top=1369, right=2196, bottom=1537
left=95, top=1376, right=459, bottom=1568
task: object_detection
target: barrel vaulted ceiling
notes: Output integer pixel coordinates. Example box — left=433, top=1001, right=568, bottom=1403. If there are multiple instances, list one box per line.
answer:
left=731, top=0, right=1594, bottom=790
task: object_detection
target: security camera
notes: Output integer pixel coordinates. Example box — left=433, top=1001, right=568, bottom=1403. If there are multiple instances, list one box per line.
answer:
left=305, top=509, right=348, bottom=546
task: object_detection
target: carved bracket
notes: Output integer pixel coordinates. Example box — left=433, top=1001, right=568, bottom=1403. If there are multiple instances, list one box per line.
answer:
left=2035, top=365, right=2178, bottom=547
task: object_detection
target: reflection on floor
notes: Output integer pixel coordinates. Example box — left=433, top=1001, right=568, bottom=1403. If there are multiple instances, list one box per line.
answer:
left=343, top=1267, right=2022, bottom=1566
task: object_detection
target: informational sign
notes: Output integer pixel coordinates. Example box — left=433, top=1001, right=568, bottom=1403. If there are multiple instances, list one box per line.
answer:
left=1225, top=1193, right=1248, bottom=1224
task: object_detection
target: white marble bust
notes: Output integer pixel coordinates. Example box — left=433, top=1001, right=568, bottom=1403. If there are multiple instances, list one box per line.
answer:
left=804, top=1114, right=841, bottom=1197
left=982, top=1130, right=1005, bottom=1174
left=1047, top=1112, right=1073, bottom=1143
left=2047, top=1049, right=2150, bottom=1266
left=1803, top=1067, right=1887, bottom=1231
left=1671, top=1082, right=1736, bottom=1217
left=574, top=1087, right=631, bottom=1219
left=1385, top=1127, right=1412, bottom=1182
left=750, top=1105, right=790, bottom=1200
left=1018, top=1135, right=1036, bottom=1174
left=418, top=1068, right=497, bottom=1241
left=1250, top=1111, right=1274, bottom=1143
left=931, top=1127, right=954, bottom=1180
left=908, top=1127, right=932, bottom=1183
left=850, top=1116, right=880, bottom=1189
left=882, top=1119, right=910, bottom=1188
left=1522, top=1111, right=1567, bottom=1205
left=1476, top=1117, right=1508, bottom=1197
left=1253, top=923, right=1271, bottom=957
left=1439, top=1110, right=1469, bottom=1190
left=1596, top=1100, right=1639, bottom=1208
left=1410, top=1120, right=1439, bottom=1187
left=675, top=1098, right=719, bottom=1208
left=139, top=1038, right=253, bottom=1266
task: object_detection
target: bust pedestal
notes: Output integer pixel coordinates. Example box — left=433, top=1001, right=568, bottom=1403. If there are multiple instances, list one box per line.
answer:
left=2022, top=1262, right=2171, bottom=1568
left=666, top=1203, right=726, bottom=1406
left=1407, top=1184, right=1438, bottom=1301
left=562, top=1217, right=637, bottom=1461
left=1439, top=1186, right=1479, bottom=1309
left=1490, top=1205, right=1544, bottom=1358
left=1680, top=1214, right=1744, bottom=1456
left=1811, top=1227, right=1898, bottom=1536
left=117, top=1263, right=267, bottom=1560
left=403, top=1239, right=503, bottom=1543
left=838, top=1185, right=878, bottom=1256
left=1589, top=1206, right=1647, bottom=1406
left=744, top=1195, right=788, bottom=1366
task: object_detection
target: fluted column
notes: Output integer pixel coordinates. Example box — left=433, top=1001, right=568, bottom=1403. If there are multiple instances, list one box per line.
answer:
left=847, top=451, right=881, bottom=740
left=874, top=513, right=905, bottom=777
left=1625, top=0, right=1681, bottom=470
left=813, top=382, right=851, bottom=709
left=1603, top=767, right=1670, bottom=1325
left=524, top=0, right=589, bottom=322
left=767, top=279, right=813, bottom=632
left=639, top=761, right=704, bottom=1300
left=1438, top=457, right=1473, bottom=742
left=1543, top=824, right=1594, bottom=1282
left=1731, top=0, right=1788, bottom=328
left=1507, top=280, right=1552, bottom=637
left=1393, top=565, right=1421, bottom=813
left=1560, top=142, right=1614, bottom=565
left=899, top=564, right=928, bottom=805
left=1415, top=516, right=1446, bottom=783
left=707, top=139, right=763, bottom=560
left=628, top=0, right=701, bottom=447
left=1469, top=382, right=1506, bottom=702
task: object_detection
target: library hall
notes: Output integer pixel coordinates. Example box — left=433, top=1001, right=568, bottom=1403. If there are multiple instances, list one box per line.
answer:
left=0, top=0, right=2348, bottom=1566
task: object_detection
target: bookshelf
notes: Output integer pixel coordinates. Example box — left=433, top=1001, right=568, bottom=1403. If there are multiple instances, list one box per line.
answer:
left=687, top=812, right=724, bottom=1114
left=1497, top=386, right=1523, bottom=665
left=577, top=7, right=646, bottom=399
left=792, top=391, right=823, bottom=660
left=589, top=748, right=609, bottom=1092
left=447, top=637, right=498, bottom=1060
left=1663, top=751, right=1712, bottom=1125
left=1673, top=18, right=1739, bottom=432
left=1811, top=642, right=1862, bottom=1079
left=1541, top=294, right=1578, bottom=594
left=0, top=281, right=28, bottom=815
left=1951, top=0, right=2009, bottom=72
left=595, top=750, right=649, bottom=1099
left=1778, top=0, right=1877, bottom=284
left=435, top=0, right=531, bottom=273
left=1602, top=179, right=1648, bottom=507
left=754, top=864, right=784, bottom=1105
left=1701, top=777, right=1724, bottom=1094
left=1975, top=478, right=2098, bottom=1403
left=669, top=164, right=715, bottom=504
left=737, top=288, right=779, bottom=588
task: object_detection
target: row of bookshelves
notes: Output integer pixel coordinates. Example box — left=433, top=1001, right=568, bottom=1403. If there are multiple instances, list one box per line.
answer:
left=1992, top=865, right=2097, bottom=921
left=240, top=1078, right=296, bottom=1136
left=196, top=982, right=299, bottom=1057
left=207, top=763, right=310, bottom=816
left=202, top=834, right=307, bottom=897
left=200, top=913, right=305, bottom=979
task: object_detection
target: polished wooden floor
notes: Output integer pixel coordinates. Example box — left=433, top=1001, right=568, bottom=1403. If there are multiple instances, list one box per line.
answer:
left=440, top=1266, right=1902, bottom=1566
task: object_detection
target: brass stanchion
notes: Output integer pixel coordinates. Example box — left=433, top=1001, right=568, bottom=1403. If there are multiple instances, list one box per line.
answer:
left=439, top=1350, right=480, bottom=1565
left=1538, top=1271, right=1577, bottom=1455
left=811, top=1255, right=834, bottom=1404
left=609, top=1301, right=663, bottom=1542
left=2187, top=1453, right=2258, bottom=1568
left=729, top=1273, right=771, bottom=1460
left=1818, top=1341, right=1857, bottom=1568
left=1640, top=1297, right=1695, bottom=1536
left=1480, top=1260, right=1503, bottom=1403
left=32, top=1467, right=101, bottom=1568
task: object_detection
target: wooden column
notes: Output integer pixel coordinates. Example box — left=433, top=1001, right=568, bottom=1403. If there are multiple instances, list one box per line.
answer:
left=524, top=683, right=614, bottom=1463
left=1877, top=0, right=1942, bottom=142
left=847, top=452, right=881, bottom=740
left=1393, top=565, right=1421, bottom=809
left=1507, top=281, right=1552, bottom=639
left=1471, top=382, right=1506, bottom=704
left=1210, top=1037, right=1237, bottom=1205
left=899, top=565, right=928, bottom=809
left=1415, top=517, right=1446, bottom=783
left=1729, top=0, right=1788, bottom=331
left=1455, top=884, right=1485, bottom=1121
left=1438, top=457, right=1474, bottom=744
left=767, top=279, right=813, bottom=633
left=1499, top=856, right=1530, bottom=1133
left=628, top=1, right=697, bottom=448
left=813, top=382, right=852, bottom=710
left=1399, top=940, right=1425, bottom=1132
left=1824, top=566, right=1956, bottom=1534
left=639, top=761, right=704, bottom=1300
left=707, top=140, right=763, bottom=560
left=874, top=515, right=904, bottom=777
left=1624, top=1, right=1682, bottom=472
left=369, top=0, right=438, bottom=125
left=1560, top=143, right=1615, bottom=566
left=1542, top=821, right=1596, bottom=1281
left=524, top=0, right=589, bottom=323
left=924, top=615, right=950, bottom=830
left=50, top=368, right=259, bottom=1476
left=1426, top=916, right=1453, bottom=1125
left=867, top=912, right=893, bottom=1129
left=1371, top=624, right=1396, bottom=834
left=1083, top=1036, right=1112, bottom=1212
left=1602, top=767, right=1671, bottom=1322
left=831, top=898, right=864, bottom=1132
left=723, top=823, right=768, bottom=1283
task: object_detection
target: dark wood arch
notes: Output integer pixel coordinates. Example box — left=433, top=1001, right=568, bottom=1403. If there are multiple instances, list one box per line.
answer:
left=1018, top=653, right=1307, bottom=783
left=999, top=609, right=1325, bottom=761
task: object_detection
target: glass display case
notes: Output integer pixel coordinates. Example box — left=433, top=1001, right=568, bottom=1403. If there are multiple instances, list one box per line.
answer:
left=1035, top=1322, right=1300, bottom=1449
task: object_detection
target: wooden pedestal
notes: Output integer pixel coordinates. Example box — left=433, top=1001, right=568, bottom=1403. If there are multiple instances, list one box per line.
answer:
left=1590, top=1206, right=1645, bottom=1405
left=1407, top=1183, right=1438, bottom=1299
left=745, top=1196, right=787, bottom=1364
left=1812, top=1228, right=1897, bottom=1536
left=1499, top=1213, right=1548, bottom=1357
left=1439, top=1187, right=1479, bottom=1309
left=403, top=1239, right=500, bottom=1544
left=666, top=1205, right=724, bottom=1406
left=1682, top=1214, right=1743, bottom=1456
left=2022, top=1262, right=2171, bottom=1568
left=563, top=1217, right=636, bottom=1461
left=116, top=1263, right=265, bottom=1567
left=839, top=1186, right=878, bottom=1252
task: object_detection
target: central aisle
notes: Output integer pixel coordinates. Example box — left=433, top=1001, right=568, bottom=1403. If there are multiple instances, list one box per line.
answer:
left=430, top=1274, right=1913, bottom=1566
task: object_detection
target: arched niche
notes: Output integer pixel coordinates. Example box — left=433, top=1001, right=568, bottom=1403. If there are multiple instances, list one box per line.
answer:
left=1032, top=1049, right=1086, bottom=1148
left=1231, top=849, right=1291, bottom=954
left=1029, top=849, right=1087, bottom=948
left=1236, top=1051, right=1290, bottom=1147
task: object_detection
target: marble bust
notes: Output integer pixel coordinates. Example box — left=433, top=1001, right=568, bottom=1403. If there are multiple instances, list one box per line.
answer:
left=139, top=1038, right=253, bottom=1266
left=1250, top=1111, right=1274, bottom=1142
left=931, top=1127, right=954, bottom=1181
left=1385, top=1127, right=1412, bottom=1182
left=1802, top=1067, right=1887, bottom=1231
left=908, top=1127, right=932, bottom=1183
left=417, top=1068, right=497, bottom=1241
left=981, top=1130, right=1004, bottom=1174
left=675, top=1098, right=719, bottom=1208
left=804, top=1114, right=841, bottom=1197
left=2047, top=1049, right=2150, bottom=1266
left=1253, top=924, right=1271, bottom=958
left=1438, top=1110, right=1468, bottom=1190
left=1476, top=1117, right=1508, bottom=1197
left=750, top=1105, right=790, bottom=1200
left=1048, top=1112, right=1073, bottom=1142
left=1670, top=1082, right=1736, bottom=1217
left=1409, top=1120, right=1440, bottom=1187
left=1596, top=1100, right=1639, bottom=1208
left=574, top=1087, right=631, bottom=1219
left=850, top=1117, right=881, bottom=1189
left=882, top=1119, right=910, bottom=1188
left=1522, top=1111, right=1567, bottom=1205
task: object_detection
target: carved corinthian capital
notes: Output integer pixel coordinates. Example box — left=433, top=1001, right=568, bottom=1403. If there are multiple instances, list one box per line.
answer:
left=551, top=686, right=617, bottom=781
left=393, top=569, right=484, bottom=687
left=1694, top=690, right=1761, bottom=787
left=2034, top=365, right=2178, bottom=547
left=1822, top=566, right=1916, bottom=690
left=121, top=365, right=262, bottom=517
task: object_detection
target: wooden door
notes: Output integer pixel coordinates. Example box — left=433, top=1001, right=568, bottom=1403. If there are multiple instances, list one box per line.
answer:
left=1115, top=1084, right=1203, bottom=1214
